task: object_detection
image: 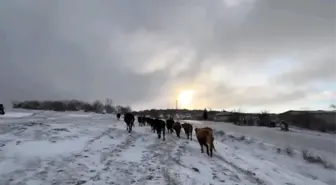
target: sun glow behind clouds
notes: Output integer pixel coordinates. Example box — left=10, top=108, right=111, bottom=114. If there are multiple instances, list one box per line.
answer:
left=178, top=90, right=195, bottom=109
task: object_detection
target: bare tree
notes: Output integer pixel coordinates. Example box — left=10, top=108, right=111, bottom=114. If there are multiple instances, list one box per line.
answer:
left=104, top=98, right=114, bottom=113
left=105, top=98, right=113, bottom=106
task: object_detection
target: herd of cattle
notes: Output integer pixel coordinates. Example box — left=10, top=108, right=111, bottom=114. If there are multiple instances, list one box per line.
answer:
left=116, top=112, right=216, bottom=157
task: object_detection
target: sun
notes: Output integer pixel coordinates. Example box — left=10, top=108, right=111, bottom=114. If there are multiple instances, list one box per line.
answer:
left=178, top=90, right=195, bottom=108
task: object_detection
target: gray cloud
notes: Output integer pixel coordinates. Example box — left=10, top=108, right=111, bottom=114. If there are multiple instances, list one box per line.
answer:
left=0, top=0, right=334, bottom=110
left=272, top=48, right=336, bottom=86
left=197, top=83, right=315, bottom=108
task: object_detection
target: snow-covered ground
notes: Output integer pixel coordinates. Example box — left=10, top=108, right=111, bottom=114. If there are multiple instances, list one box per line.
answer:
left=0, top=110, right=335, bottom=185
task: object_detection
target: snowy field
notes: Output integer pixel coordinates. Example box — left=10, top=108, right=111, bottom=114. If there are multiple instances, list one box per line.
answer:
left=0, top=110, right=335, bottom=185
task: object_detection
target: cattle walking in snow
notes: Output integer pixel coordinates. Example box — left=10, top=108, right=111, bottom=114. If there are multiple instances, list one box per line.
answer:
left=203, top=127, right=213, bottom=133
left=146, top=117, right=156, bottom=133
left=166, top=118, right=174, bottom=134
left=0, top=104, right=4, bottom=115
left=137, top=116, right=146, bottom=127
left=173, top=121, right=182, bottom=138
left=182, top=123, right=193, bottom=140
left=154, top=119, right=166, bottom=141
left=195, top=127, right=216, bottom=157
left=124, top=113, right=135, bottom=133
left=116, top=113, right=121, bottom=120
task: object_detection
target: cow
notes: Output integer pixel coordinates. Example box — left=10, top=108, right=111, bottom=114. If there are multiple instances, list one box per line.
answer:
left=203, top=127, right=213, bottom=133
left=137, top=116, right=146, bottom=127
left=200, top=127, right=216, bottom=152
left=182, top=123, right=193, bottom=140
left=116, top=113, right=121, bottom=120
left=146, top=117, right=156, bottom=133
left=166, top=118, right=174, bottom=134
left=124, top=113, right=135, bottom=133
left=195, top=128, right=216, bottom=157
left=0, top=104, right=4, bottom=115
left=154, top=119, right=166, bottom=141
left=172, top=121, right=182, bottom=138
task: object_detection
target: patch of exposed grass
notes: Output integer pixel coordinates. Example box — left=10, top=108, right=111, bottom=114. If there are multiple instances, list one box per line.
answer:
left=302, top=150, right=335, bottom=170
left=228, top=134, right=236, bottom=139
left=275, top=146, right=295, bottom=157
left=285, top=146, right=295, bottom=157
left=216, top=130, right=226, bottom=136
left=239, top=135, right=246, bottom=141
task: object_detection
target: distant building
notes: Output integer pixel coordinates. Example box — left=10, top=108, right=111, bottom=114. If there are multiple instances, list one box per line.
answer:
left=214, top=111, right=279, bottom=126
left=279, top=110, right=336, bottom=124
left=279, top=110, right=336, bottom=131
left=213, top=111, right=231, bottom=122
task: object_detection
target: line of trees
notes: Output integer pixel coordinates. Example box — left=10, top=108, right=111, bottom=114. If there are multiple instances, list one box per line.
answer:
left=11, top=98, right=132, bottom=114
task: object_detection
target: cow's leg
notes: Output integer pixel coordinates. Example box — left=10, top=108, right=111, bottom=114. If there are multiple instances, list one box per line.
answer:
left=205, top=144, right=210, bottom=156
left=162, top=127, right=165, bottom=141
left=157, top=128, right=161, bottom=139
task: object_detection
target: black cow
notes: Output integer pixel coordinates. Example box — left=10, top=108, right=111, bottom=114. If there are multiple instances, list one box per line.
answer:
left=137, top=116, right=146, bottom=127
left=0, top=104, right=4, bottom=115
left=173, top=121, right=182, bottom=138
left=116, top=113, right=121, bottom=120
left=124, top=113, right=135, bottom=133
left=182, top=123, right=193, bottom=140
left=166, top=118, right=174, bottom=134
left=154, top=119, right=166, bottom=141
left=146, top=117, right=156, bottom=133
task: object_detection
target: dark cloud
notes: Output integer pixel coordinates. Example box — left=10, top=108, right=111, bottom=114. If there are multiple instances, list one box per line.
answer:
left=0, top=0, right=334, bottom=110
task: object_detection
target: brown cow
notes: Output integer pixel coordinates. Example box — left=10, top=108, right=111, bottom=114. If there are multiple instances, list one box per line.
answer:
left=182, top=123, right=193, bottom=140
left=195, top=128, right=215, bottom=157
left=203, top=127, right=213, bottom=133
left=201, top=127, right=216, bottom=152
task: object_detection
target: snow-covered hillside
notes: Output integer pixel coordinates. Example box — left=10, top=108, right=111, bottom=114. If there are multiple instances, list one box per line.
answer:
left=0, top=110, right=335, bottom=185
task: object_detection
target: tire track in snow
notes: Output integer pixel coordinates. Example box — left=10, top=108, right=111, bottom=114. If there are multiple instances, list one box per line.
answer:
left=213, top=153, right=266, bottom=185
left=30, top=127, right=119, bottom=185
left=182, top=139, right=267, bottom=185
left=0, top=124, right=114, bottom=185
left=38, top=127, right=145, bottom=185
left=84, top=128, right=145, bottom=184
left=137, top=135, right=189, bottom=185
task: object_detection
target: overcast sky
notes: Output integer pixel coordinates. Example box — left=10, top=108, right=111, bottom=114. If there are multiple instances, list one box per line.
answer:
left=0, top=0, right=335, bottom=113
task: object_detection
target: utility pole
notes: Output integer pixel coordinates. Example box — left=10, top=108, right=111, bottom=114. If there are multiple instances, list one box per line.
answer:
left=175, top=100, right=178, bottom=120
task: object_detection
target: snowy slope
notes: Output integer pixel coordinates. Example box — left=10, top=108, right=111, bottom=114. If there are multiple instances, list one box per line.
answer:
left=0, top=110, right=334, bottom=185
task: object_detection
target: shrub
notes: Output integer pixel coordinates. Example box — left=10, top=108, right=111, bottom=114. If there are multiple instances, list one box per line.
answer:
left=92, top=100, right=104, bottom=113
